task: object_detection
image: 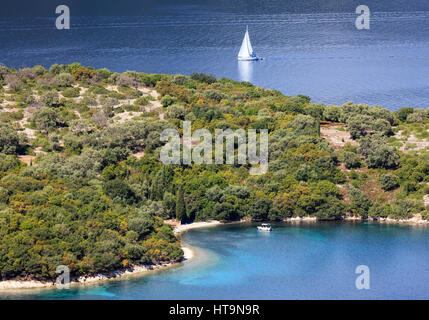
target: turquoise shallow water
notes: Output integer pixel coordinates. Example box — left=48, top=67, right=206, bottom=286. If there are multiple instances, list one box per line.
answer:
left=2, top=222, right=429, bottom=300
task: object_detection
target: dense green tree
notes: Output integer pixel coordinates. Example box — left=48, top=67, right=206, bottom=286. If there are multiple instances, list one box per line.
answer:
left=366, top=144, right=399, bottom=169
left=323, top=105, right=342, bottom=122
left=346, top=115, right=373, bottom=139
left=379, top=173, right=399, bottom=191
left=289, top=115, right=317, bottom=135
left=349, top=186, right=372, bottom=217
left=0, top=124, right=23, bottom=154
left=128, top=211, right=154, bottom=240
left=103, top=178, right=137, bottom=205
left=339, top=151, right=361, bottom=169
left=315, top=198, right=346, bottom=220
left=395, top=107, right=414, bottom=122
left=31, top=108, right=61, bottom=132
left=175, top=185, right=186, bottom=223
left=250, top=198, right=272, bottom=221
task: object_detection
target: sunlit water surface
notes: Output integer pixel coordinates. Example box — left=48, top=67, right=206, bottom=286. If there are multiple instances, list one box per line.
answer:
left=2, top=7, right=429, bottom=109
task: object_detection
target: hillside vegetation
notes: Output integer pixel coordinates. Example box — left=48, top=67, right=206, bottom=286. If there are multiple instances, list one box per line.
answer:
left=0, top=63, right=428, bottom=281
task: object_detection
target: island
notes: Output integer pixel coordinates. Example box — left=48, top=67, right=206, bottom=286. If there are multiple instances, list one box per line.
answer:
left=0, top=63, right=427, bottom=288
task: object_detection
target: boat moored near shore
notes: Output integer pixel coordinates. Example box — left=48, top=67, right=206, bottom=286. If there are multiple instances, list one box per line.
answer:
left=257, top=223, right=272, bottom=231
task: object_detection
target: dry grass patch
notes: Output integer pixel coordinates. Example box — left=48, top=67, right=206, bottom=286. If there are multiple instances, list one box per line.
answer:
left=320, top=123, right=358, bottom=151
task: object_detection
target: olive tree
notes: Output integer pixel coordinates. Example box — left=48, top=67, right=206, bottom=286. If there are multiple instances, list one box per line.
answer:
left=166, top=104, right=186, bottom=120
left=366, top=145, right=399, bottom=169
left=379, top=173, right=399, bottom=191
left=323, top=105, right=341, bottom=122
left=53, top=73, right=74, bottom=87
left=339, top=151, right=361, bottom=169
left=41, top=91, right=60, bottom=107
left=289, top=114, right=317, bottom=136
left=0, top=124, right=22, bottom=154
left=31, top=108, right=61, bottom=132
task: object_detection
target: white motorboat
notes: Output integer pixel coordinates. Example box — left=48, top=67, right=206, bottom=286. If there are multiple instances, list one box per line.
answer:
left=257, top=223, right=272, bottom=231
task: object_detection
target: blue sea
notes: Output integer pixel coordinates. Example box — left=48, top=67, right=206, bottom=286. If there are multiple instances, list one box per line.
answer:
left=2, top=222, right=429, bottom=300
left=1, top=1, right=429, bottom=109
left=1, top=1, right=429, bottom=300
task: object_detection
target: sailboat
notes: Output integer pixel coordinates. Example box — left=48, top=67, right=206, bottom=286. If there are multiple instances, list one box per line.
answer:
left=238, top=25, right=262, bottom=61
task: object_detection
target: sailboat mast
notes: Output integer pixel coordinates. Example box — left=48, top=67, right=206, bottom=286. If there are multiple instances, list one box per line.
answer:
left=238, top=25, right=260, bottom=60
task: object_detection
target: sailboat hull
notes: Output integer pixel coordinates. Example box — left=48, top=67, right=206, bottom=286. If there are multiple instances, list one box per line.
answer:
left=238, top=56, right=261, bottom=61
left=237, top=26, right=262, bottom=61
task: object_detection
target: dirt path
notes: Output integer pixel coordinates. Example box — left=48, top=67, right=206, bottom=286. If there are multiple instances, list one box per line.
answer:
left=320, top=124, right=358, bottom=151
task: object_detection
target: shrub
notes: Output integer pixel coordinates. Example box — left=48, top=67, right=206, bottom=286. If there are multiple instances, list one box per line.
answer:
left=340, top=151, right=361, bottom=169
left=134, top=97, right=149, bottom=106
left=31, top=65, right=46, bottom=76
left=97, top=68, right=112, bottom=80
left=406, top=109, right=426, bottom=123
left=166, top=104, right=186, bottom=120
left=403, top=182, right=418, bottom=195
left=0, top=153, right=22, bottom=171
left=92, top=111, right=109, bottom=128
left=190, top=72, right=216, bottom=84
left=128, top=212, right=155, bottom=239
left=379, top=173, right=399, bottom=191
left=303, top=103, right=324, bottom=120
left=54, top=73, right=74, bottom=87
left=373, top=118, right=392, bottom=136
left=41, top=91, right=60, bottom=107
left=72, top=67, right=98, bottom=84
left=5, top=74, right=23, bottom=91
left=88, top=85, right=109, bottom=95
left=116, top=74, right=138, bottom=88
left=0, top=65, right=9, bottom=81
left=395, top=107, right=414, bottom=122
left=62, top=87, right=80, bottom=98
left=203, top=89, right=227, bottom=102
left=123, top=104, right=141, bottom=112
left=31, top=108, right=61, bottom=132
left=170, top=74, right=190, bottom=85
left=160, top=95, right=176, bottom=107
left=108, top=90, right=125, bottom=100
left=0, top=186, right=9, bottom=203
left=18, top=68, right=37, bottom=79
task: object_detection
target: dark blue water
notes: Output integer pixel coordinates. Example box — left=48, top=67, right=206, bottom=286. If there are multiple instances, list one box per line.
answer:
left=2, top=3, right=429, bottom=109
left=2, top=222, right=429, bottom=300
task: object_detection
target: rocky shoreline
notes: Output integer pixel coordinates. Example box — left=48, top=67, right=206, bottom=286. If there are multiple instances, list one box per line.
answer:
left=0, top=263, right=174, bottom=290
left=0, top=223, right=202, bottom=291
left=1, top=216, right=427, bottom=290
left=343, top=214, right=429, bottom=225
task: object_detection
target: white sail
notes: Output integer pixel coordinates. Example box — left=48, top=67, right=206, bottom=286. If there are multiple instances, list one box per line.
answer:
left=245, top=27, right=253, bottom=54
left=238, top=26, right=254, bottom=59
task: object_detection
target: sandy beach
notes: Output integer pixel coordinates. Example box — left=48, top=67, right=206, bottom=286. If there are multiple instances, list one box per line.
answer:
left=172, top=220, right=222, bottom=235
